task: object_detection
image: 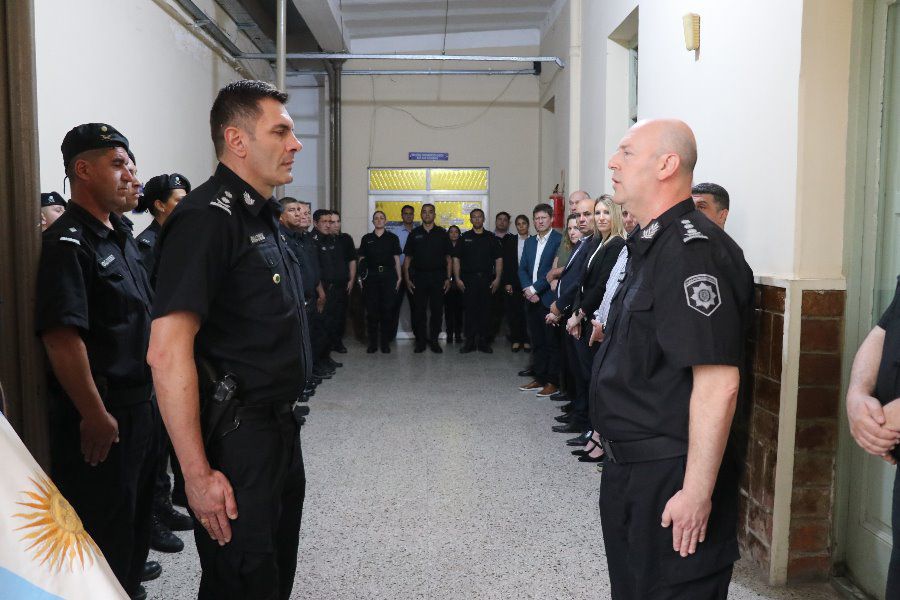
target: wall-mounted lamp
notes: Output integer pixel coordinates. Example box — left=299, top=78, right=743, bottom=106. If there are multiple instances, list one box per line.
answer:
left=683, top=13, right=701, bottom=51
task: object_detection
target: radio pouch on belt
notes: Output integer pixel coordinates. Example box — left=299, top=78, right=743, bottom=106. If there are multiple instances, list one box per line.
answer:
left=196, top=358, right=240, bottom=447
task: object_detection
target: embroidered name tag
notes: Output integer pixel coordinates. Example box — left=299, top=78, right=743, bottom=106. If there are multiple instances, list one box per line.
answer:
left=100, top=255, right=116, bottom=268
left=249, top=233, right=266, bottom=245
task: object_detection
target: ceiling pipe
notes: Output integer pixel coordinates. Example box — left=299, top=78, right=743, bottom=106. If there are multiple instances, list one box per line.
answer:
left=242, top=52, right=566, bottom=68
left=275, top=0, right=287, bottom=198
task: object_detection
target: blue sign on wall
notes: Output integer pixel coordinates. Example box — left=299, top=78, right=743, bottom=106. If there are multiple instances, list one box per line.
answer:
left=408, top=152, right=449, bottom=161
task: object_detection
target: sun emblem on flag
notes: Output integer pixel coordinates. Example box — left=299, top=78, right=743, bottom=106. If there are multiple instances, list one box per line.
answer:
left=12, top=474, right=102, bottom=572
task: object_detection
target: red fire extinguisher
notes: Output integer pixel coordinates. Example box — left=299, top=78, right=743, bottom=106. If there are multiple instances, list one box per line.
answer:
left=549, top=184, right=564, bottom=229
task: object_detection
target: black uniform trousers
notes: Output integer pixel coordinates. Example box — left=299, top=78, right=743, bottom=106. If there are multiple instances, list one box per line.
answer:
left=568, top=327, right=596, bottom=430
left=50, top=394, right=158, bottom=596
left=888, top=469, right=900, bottom=597
left=600, top=455, right=739, bottom=599
left=462, top=272, right=492, bottom=343
left=322, top=280, right=348, bottom=349
left=444, top=285, right=464, bottom=339
left=505, top=290, right=529, bottom=345
left=412, top=270, right=446, bottom=344
left=305, top=300, right=329, bottom=366
left=526, top=302, right=560, bottom=386
left=194, top=403, right=305, bottom=600
left=363, top=270, right=398, bottom=345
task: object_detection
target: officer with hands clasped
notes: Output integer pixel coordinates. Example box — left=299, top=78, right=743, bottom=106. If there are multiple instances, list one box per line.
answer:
left=403, top=202, right=452, bottom=353
left=147, top=80, right=311, bottom=600
left=358, top=210, right=402, bottom=353
left=590, top=119, right=754, bottom=599
left=36, top=123, right=158, bottom=599
left=453, top=208, right=503, bottom=354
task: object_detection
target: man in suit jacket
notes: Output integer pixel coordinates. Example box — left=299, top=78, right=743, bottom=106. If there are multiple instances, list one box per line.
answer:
left=517, top=203, right=563, bottom=396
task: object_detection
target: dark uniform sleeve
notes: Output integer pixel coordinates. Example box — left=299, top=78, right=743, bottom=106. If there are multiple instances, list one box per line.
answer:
left=652, top=239, right=749, bottom=368
left=35, top=235, right=91, bottom=334
left=390, top=233, right=402, bottom=256
left=341, top=234, right=357, bottom=262
left=357, top=234, right=369, bottom=260
left=402, top=232, right=416, bottom=257
left=151, top=206, right=232, bottom=320
left=491, top=236, right=503, bottom=259
left=878, top=276, right=900, bottom=329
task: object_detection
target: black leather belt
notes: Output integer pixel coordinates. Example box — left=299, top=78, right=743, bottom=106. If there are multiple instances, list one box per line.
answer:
left=599, top=435, right=687, bottom=464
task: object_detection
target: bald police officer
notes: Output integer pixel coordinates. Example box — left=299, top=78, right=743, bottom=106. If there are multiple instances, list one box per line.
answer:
left=36, top=123, right=157, bottom=599
left=148, top=80, right=311, bottom=600
left=591, top=119, right=753, bottom=599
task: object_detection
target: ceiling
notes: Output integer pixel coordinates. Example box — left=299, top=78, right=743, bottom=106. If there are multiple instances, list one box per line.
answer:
left=337, top=0, right=560, bottom=41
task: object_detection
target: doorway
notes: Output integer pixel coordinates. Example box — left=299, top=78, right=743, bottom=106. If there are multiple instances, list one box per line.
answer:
left=842, top=1, right=900, bottom=597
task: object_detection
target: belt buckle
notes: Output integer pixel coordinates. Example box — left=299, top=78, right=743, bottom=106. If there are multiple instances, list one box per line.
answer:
left=377, top=265, right=385, bottom=272
left=599, top=438, right=617, bottom=463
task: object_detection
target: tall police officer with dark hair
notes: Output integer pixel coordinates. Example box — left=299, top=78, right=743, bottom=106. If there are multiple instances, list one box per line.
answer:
left=452, top=208, right=503, bottom=353
left=36, top=123, right=158, bottom=599
left=311, top=208, right=345, bottom=373
left=591, top=119, right=753, bottom=599
left=403, top=203, right=451, bottom=353
left=148, top=80, right=311, bottom=600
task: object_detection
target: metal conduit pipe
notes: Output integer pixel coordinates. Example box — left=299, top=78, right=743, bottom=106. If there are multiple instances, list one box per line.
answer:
left=241, top=53, right=566, bottom=68
left=324, top=60, right=344, bottom=212
left=287, top=69, right=541, bottom=77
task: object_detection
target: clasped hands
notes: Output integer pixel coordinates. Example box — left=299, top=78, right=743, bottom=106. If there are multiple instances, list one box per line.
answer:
left=848, top=392, right=900, bottom=464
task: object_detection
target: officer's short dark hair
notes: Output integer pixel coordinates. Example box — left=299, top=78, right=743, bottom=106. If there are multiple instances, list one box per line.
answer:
left=533, top=203, right=553, bottom=218
left=515, top=213, right=530, bottom=225
left=692, top=182, right=730, bottom=211
left=210, top=80, right=289, bottom=157
left=448, top=225, right=461, bottom=235
left=298, top=200, right=312, bottom=208
left=421, top=203, right=435, bottom=212
left=496, top=211, right=511, bottom=221
left=470, top=208, right=484, bottom=218
left=280, top=197, right=300, bottom=208
left=332, top=210, right=341, bottom=218
left=313, top=209, right=332, bottom=222
left=401, top=204, right=415, bottom=213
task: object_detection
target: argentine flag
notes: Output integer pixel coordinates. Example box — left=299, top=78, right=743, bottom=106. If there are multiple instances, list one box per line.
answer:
left=0, top=412, right=126, bottom=599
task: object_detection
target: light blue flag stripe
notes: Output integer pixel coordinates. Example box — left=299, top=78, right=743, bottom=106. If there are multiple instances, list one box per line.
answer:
left=0, top=566, right=64, bottom=599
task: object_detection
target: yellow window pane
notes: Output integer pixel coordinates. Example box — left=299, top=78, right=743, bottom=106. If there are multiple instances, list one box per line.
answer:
left=369, top=169, right=427, bottom=191
left=430, top=169, right=488, bottom=192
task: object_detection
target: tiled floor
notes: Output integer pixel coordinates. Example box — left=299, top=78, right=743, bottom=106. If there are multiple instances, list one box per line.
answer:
left=145, top=340, right=843, bottom=599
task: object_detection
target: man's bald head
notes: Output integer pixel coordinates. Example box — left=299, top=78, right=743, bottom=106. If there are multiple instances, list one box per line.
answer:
left=568, top=189, right=590, bottom=212
left=633, top=119, right=697, bottom=176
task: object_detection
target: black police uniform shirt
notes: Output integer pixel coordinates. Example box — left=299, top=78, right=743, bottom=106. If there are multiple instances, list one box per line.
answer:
left=279, top=224, right=319, bottom=301
left=454, top=229, right=502, bottom=274
left=152, top=163, right=312, bottom=403
left=338, top=232, right=358, bottom=266
left=311, top=230, right=349, bottom=283
left=36, top=202, right=154, bottom=396
left=875, top=276, right=900, bottom=460
left=403, top=225, right=451, bottom=272
left=136, top=220, right=161, bottom=276
left=590, top=198, right=754, bottom=443
left=358, top=230, right=401, bottom=274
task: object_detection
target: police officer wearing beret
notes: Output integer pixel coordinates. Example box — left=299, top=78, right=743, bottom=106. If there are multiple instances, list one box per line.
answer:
left=452, top=208, right=503, bottom=353
left=590, top=119, right=754, bottom=599
left=359, top=210, right=402, bottom=353
left=403, top=203, right=452, bottom=353
left=40, top=191, right=67, bottom=231
left=147, top=80, right=311, bottom=600
left=847, top=278, right=900, bottom=597
left=136, top=173, right=190, bottom=275
left=36, top=123, right=158, bottom=599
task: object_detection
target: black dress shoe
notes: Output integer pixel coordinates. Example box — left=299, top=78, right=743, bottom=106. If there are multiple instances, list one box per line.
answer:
left=156, top=501, right=193, bottom=531
left=414, top=343, right=426, bottom=353
left=131, top=585, right=148, bottom=600
left=367, top=344, right=378, bottom=353
left=477, top=344, right=493, bottom=353
left=150, top=515, right=184, bottom=553
left=460, top=343, right=476, bottom=354
left=381, top=345, right=391, bottom=353
left=429, top=342, right=443, bottom=353
left=141, top=561, right=162, bottom=582
left=313, top=369, right=333, bottom=380
left=579, top=453, right=606, bottom=464
left=552, top=422, right=584, bottom=434
left=566, top=430, right=593, bottom=446
left=550, top=393, right=569, bottom=402
left=333, top=342, right=348, bottom=353
left=555, top=413, right=573, bottom=424
left=326, top=357, right=343, bottom=368
left=518, top=368, right=535, bottom=377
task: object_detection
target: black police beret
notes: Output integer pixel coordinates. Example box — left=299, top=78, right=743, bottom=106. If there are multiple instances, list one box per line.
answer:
left=61, top=123, right=130, bottom=168
left=40, top=191, right=67, bottom=208
left=138, top=173, right=191, bottom=212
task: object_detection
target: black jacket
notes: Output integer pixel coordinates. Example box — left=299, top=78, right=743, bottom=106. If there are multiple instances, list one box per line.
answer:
left=573, top=235, right=626, bottom=318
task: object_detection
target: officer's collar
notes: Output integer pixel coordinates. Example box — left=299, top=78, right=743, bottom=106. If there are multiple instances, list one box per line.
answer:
left=66, top=201, right=115, bottom=238
left=629, top=197, right=695, bottom=255
left=214, top=162, right=274, bottom=217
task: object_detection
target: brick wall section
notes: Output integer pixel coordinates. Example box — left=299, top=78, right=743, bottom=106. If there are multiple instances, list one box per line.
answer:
left=738, top=284, right=785, bottom=574
left=787, top=290, right=845, bottom=580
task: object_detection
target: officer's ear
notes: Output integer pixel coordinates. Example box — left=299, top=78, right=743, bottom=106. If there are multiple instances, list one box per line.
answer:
left=656, top=152, right=681, bottom=181
left=222, top=125, right=249, bottom=159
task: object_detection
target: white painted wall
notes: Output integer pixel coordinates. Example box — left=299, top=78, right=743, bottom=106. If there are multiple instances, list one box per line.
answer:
left=339, top=48, right=542, bottom=241
left=34, top=0, right=281, bottom=233
left=539, top=2, right=570, bottom=197
left=284, top=76, right=328, bottom=211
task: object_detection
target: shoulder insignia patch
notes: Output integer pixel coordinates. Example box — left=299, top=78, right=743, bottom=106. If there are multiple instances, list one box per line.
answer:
left=210, top=197, right=232, bottom=215
left=680, top=219, right=709, bottom=243
left=641, top=221, right=661, bottom=240
left=684, top=274, right=721, bottom=316
left=59, top=236, right=81, bottom=246
left=137, top=237, right=152, bottom=247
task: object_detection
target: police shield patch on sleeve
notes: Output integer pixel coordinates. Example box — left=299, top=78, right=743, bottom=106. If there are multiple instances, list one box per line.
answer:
left=684, top=274, right=721, bottom=316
